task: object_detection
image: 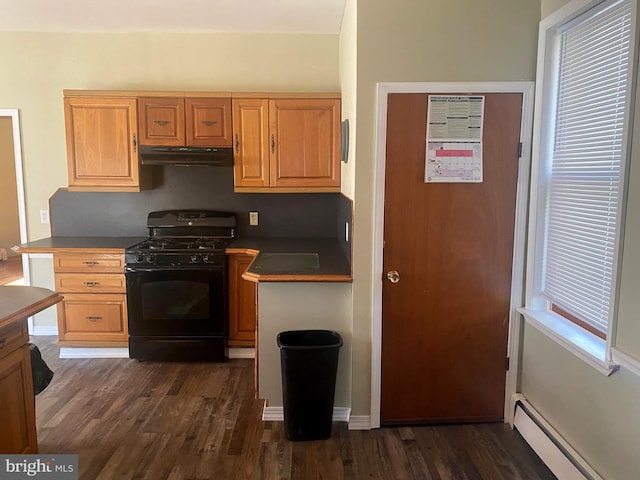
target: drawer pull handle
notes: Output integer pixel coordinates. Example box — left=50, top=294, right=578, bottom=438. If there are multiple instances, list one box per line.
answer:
left=0, top=339, right=5, bottom=350
left=202, top=120, right=217, bottom=126
left=86, top=316, right=103, bottom=321
left=83, top=281, right=101, bottom=287
left=154, top=120, right=170, bottom=126
left=82, top=261, right=99, bottom=265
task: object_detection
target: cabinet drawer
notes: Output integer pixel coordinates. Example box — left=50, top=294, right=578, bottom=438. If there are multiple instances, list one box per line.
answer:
left=58, top=294, right=127, bottom=342
left=55, top=273, right=126, bottom=293
left=0, top=320, right=29, bottom=361
left=53, top=253, right=125, bottom=273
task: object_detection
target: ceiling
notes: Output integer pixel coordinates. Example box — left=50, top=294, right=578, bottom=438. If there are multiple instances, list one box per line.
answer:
left=0, top=0, right=346, bottom=34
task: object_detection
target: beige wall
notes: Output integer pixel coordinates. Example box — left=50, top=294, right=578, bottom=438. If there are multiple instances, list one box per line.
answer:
left=349, top=0, right=541, bottom=416
left=0, top=116, right=21, bottom=256
left=542, top=0, right=571, bottom=17
left=339, top=0, right=357, bottom=202
left=258, top=282, right=352, bottom=409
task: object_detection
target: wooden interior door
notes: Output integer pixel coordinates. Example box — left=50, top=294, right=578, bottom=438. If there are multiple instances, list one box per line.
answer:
left=381, top=93, right=522, bottom=424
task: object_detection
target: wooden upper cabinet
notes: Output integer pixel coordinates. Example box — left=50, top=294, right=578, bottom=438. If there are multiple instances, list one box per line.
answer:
left=233, top=99, right=270, bottom=188
left=232, top=97, right=341, bottom=192
left=138, top=97, right=185, bottom=146
left=270, top=99, right=341, bottom=189
left=139, top=97, right=232, bottom=147
left=186, top=98, right=232, bottom=146
left=64, top=96, right=141, bottom=192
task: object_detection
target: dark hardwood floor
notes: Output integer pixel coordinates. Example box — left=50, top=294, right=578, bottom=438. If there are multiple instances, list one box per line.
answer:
left=0, top=255, right=23, bottom=284
left=31, top=336, right=555, bottom=480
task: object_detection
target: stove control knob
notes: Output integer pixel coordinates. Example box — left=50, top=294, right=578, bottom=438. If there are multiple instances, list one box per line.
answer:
left=202, top=254, right=211, bottom=263
left=190, top=254, right=200, bottom=263
left=136, top=254, right=145, bottom=263
left=146, top=254, right=156, bottom=263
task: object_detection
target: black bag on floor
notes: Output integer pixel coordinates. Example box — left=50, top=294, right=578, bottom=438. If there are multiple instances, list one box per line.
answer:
left=29, top=343, right=54, bottom=395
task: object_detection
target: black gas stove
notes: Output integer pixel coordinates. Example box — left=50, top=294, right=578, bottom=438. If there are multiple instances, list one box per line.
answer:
left=125, top=210, right=236, bottom=362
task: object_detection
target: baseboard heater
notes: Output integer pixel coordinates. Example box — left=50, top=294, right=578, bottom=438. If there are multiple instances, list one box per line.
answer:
left=513, top=397, right=602, bottom=480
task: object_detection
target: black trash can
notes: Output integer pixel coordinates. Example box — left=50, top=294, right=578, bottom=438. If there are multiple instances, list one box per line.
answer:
left=277, top=330, right=343, bottom=441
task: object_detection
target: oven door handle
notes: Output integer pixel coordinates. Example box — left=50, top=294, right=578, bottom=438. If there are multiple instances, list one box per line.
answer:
left=125, top=266, right=223, bottom=273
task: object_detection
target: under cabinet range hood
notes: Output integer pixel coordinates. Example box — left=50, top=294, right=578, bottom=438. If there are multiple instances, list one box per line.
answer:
left=139, top=146, right=233, bottom=167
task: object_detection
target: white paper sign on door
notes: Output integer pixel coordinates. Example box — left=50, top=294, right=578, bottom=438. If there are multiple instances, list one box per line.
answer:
left=424, top=96, right=484, bottom=183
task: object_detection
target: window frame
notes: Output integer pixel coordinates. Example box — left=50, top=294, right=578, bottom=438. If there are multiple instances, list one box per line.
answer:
left=520, top=0, right=638, bottom=376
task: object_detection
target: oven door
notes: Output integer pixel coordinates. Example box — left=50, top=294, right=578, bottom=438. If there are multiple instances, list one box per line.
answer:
left=125, top=266, right=226, bottom=337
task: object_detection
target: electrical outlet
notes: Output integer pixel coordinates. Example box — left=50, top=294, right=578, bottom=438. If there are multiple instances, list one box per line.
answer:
left=40, top=210, right=50, bottom=224
left=345, top=221, right=350, bottom=242
left=249, top=211, right=259, bottom=226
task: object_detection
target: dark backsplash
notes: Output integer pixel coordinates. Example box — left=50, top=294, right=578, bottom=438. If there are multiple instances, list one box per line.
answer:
left=50, top=166, right=352, bottom=256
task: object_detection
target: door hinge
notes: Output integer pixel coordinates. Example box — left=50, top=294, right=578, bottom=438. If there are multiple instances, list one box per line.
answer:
left=506, top=357, right=510, bottom=371
left=517, top=142, right=523, bottom=158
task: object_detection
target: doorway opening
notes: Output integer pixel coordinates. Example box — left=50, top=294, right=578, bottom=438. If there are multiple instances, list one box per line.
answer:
left=0, top=110, right=30, bottom=289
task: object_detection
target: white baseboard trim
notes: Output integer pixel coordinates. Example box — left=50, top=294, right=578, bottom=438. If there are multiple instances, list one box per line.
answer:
left=262, top=406, right=351, bottom=423
left=348, top=415, right=372, bottom=430
left=228, top=348, right=255, bottom=359
left=513, top=395, right=602, bottom=480
left=32, top=325, right=58, bottom=336
left=59, top=347, right=130, bottom=359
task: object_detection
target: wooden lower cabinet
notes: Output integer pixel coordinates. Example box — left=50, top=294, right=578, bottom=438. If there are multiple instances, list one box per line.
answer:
left=57, top=294, right=127, bottom=342
left=228, top=254, right=257, bottom=347
left=53, top=252, right=128, bottom=346
left=0, top=320, right=37, bottom=454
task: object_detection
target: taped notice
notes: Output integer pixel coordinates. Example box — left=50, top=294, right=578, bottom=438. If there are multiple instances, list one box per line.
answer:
left=425, top=96, right=484, bottom=183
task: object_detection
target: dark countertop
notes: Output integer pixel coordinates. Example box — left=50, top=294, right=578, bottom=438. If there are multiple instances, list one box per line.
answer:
left=0, top=286, right=62, bottom=329
left=15, top=236, right=352, bottom=283
left=15, top=236, right=146, bottom=253
left=227, top=238, right=352, bottom=283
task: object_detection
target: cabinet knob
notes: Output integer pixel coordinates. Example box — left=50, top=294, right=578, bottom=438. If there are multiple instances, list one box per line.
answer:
left=387, top=270, right=400, bottom=284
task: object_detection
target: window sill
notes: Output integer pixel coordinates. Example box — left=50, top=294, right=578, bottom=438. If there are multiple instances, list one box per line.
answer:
left=518, top=308, right=619, bottom=376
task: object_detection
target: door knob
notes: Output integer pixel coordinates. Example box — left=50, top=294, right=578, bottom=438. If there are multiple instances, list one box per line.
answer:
left=387, top=270, right=400, bottom=283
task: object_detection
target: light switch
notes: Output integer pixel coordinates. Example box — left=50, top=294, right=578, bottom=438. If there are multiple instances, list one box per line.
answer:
left=40, top=210, right=50, bottom=224
left=249, top=211, right=259, bottom=226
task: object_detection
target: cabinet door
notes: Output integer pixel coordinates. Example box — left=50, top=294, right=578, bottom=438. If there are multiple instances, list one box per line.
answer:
left=269, top=99, right=341, bottom=188
left=232, top=99, right=270, bottom=188
left=0, top=345, right=37, bottom=454
left=57, top=293, right=128, bottom=342
left=228, top=254, right=257, bottom=346
left=64, top=97, right=140, bottom=191
left=186, top=98, right=232, bottom=146
left=138, top=97, right=185, bottom=146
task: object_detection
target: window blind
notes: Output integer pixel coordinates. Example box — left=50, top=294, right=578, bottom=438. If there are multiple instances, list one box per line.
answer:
left=542, top=0, right=633, bottom=334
